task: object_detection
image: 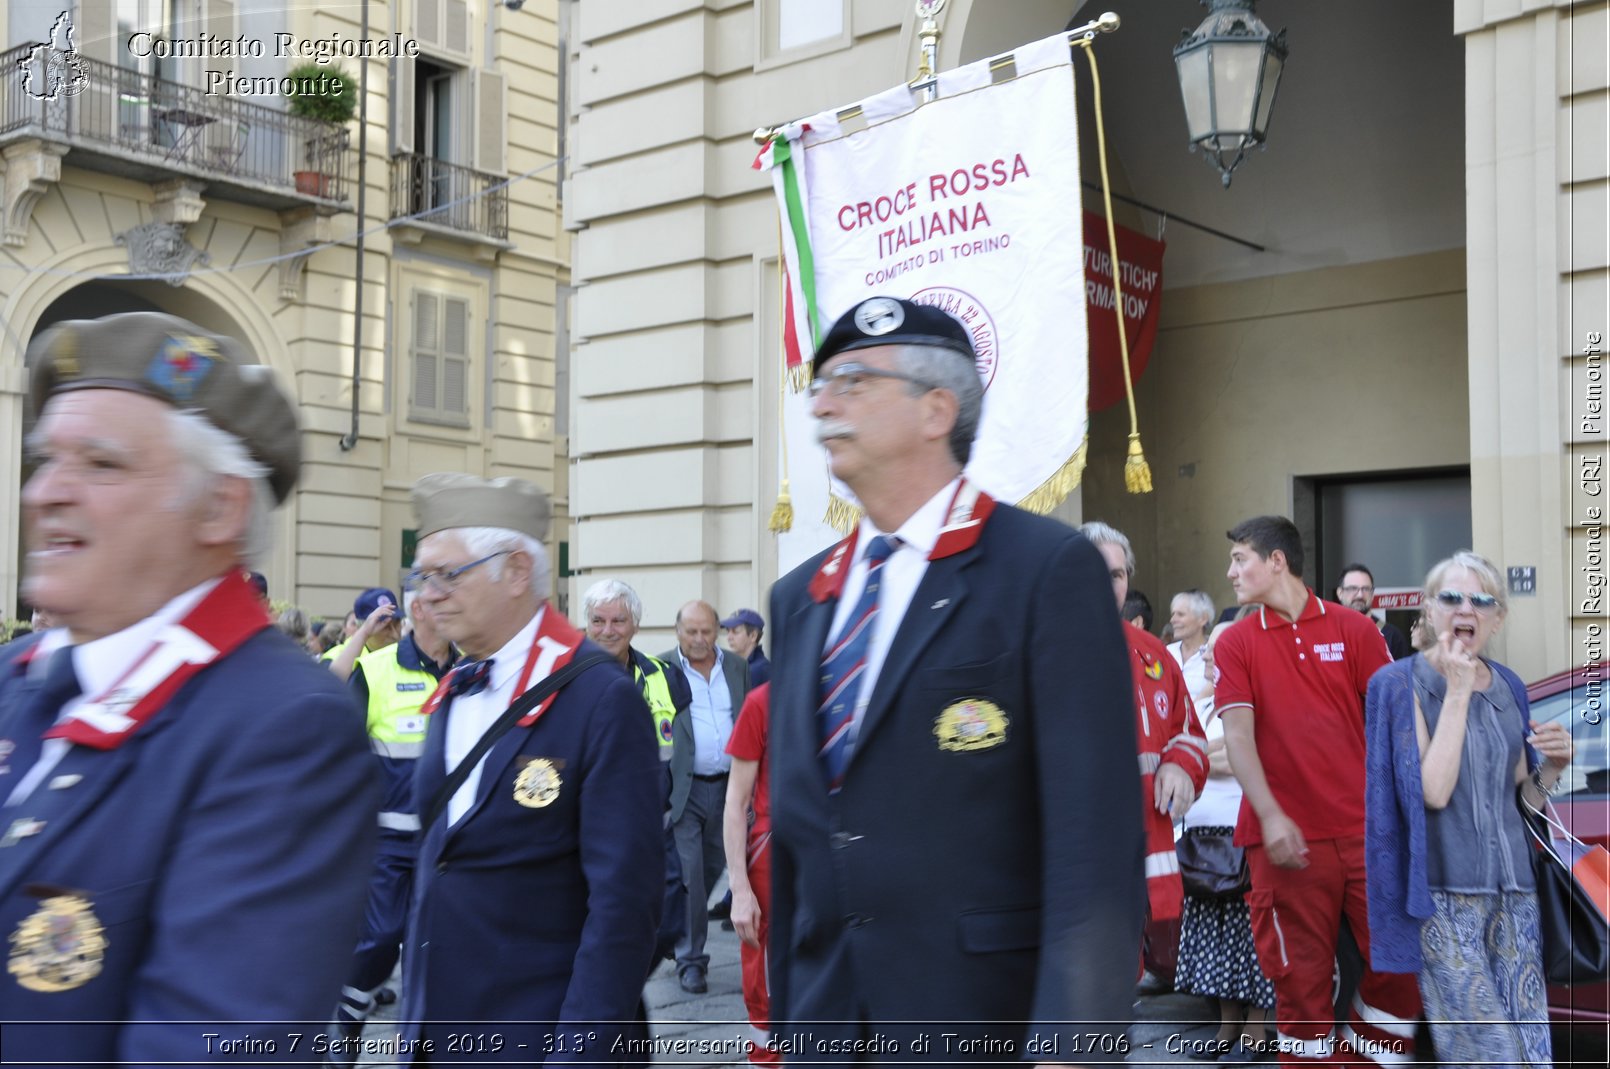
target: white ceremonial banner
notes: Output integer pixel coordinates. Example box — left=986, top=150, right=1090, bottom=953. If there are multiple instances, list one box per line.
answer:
left=768, top=33, right=1087, bottom=574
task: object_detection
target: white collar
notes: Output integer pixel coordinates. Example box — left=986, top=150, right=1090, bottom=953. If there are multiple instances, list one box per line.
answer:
left=483, top=604, right=547, bottom=693
left=855, top=475, right=962, bottom=562
left=34, top=578, right=221, bottom=697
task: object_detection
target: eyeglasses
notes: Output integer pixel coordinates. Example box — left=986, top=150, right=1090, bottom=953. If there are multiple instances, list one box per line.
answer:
left=1433, top=589, right=1500, bottom=613
left=807, top=362, right=936, bottom=399
left=1338, top=584, right=1373, bottom=596
left=407, top=551, right=510, bottom=594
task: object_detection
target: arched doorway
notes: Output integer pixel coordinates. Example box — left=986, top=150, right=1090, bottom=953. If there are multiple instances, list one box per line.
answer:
left=8, top=280, right=286, bottom=620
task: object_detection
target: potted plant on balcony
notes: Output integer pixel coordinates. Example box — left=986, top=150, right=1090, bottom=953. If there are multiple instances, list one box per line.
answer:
left=286, top=62, right=358, bottom=197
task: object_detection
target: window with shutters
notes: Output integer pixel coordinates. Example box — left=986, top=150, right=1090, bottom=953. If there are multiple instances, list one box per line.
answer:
left=409, top=289, right=472, bottom=426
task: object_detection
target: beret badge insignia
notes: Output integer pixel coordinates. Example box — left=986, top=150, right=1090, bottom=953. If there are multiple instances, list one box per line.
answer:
left=145, top=335, right=218, bottom=402
left=853, top=297, right=904, bottom=337
left=8, top=895, right=106, bottom=993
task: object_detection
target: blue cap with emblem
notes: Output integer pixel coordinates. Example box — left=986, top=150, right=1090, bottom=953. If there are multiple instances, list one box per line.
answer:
left=811, top=296, right=975, bottom=377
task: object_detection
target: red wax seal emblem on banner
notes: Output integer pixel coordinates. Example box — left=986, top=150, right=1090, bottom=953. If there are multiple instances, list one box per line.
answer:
left=909, top=286, right=999, bottom=392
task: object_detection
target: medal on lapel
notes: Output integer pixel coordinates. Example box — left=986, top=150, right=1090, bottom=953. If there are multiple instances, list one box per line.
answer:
left=8, top=894, right=106, bottom=992
left=513, top=757, right=564, bottom=808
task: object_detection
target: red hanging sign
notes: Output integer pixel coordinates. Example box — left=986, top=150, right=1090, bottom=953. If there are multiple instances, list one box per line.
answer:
left=1083, top=212, right=1166, bottom=412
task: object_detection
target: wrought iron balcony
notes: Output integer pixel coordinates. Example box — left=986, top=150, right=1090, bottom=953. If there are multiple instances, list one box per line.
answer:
left=390, top=152, right=508, bottom=242
left=0, top=42, right=353, bottom=208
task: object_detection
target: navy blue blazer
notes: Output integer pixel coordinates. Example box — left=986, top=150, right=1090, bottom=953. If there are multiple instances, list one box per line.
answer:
left=766, top=502, right=1146, bottom=1061
left=402, top=637, right=663, bottom=1064
left=0, top=629, right=378, bottom=1065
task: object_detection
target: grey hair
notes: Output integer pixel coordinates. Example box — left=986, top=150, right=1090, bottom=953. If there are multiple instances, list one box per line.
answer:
left=276, top=606, right=309, bottom=641
left=458, top=526, right=551, bottom=598
left=1421, top=550, right=1507, bottom=616
left=1078, top=520, right=1136, bottom=577
left=164, top=408, right=276, bottom=567
left=1171, top=589, right=1215, bottom=629
left=892, top=343, right=983, bottom=466
left=581, top=579, right=643, bottom=625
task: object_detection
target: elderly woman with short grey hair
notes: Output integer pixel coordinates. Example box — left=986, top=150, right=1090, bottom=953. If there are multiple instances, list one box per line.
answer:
left=1365, top=551, right=1573, bottom=1067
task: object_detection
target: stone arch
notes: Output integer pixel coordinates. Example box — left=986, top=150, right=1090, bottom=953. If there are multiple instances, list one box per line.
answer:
left=2, top=248, right=299, bottom=616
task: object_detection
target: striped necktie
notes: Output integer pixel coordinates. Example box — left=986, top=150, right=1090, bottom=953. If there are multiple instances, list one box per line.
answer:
left=817, top=535, right=899, bottom=793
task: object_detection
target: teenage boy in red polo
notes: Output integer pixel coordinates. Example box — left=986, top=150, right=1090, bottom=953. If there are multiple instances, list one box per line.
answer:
left=1215, top=516, right=1419, bottom=1066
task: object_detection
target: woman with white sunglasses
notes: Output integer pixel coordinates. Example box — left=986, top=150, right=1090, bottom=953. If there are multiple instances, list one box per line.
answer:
left=1363, top=551, right=1572, bottom=1067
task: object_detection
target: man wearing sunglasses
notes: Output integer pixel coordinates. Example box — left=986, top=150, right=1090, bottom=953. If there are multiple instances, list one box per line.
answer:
left=766, top=296, right=1143, bottom=1062
left=1216, top=516, right=1420, bottom=1065
left=396, top=473, right=663, bottom=1063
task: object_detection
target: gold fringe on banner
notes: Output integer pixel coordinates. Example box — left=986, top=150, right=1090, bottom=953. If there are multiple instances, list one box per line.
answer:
left=1016, top=439, right=1089, bottom=515
left=787, top=363, right=811, bottom=393
left=1077, top=38, right=1153, bottom=495
left=824, top=493, right=863, bottom=535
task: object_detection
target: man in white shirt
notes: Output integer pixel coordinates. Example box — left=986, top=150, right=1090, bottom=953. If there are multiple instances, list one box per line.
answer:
left=661, top=599, right=750, bottom=994
left=0, top=312, right=376, bottom=1062
left=766, top=296, right=1144, bottom=1062
left=399, top=473, right=663, bottom=1062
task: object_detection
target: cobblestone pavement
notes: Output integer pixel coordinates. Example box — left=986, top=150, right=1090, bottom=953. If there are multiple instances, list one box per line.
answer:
left=359, top=924, right=1608, bottom=1066
left=360, top=921, right=1228, bottom=1067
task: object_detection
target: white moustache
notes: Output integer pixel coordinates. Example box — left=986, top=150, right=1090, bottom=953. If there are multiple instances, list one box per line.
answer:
left=815, top=421, right=855, bottom=445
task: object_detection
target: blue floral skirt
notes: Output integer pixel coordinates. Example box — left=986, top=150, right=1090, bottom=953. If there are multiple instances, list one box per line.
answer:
left=1418, top=889, right=1551, bottom=1068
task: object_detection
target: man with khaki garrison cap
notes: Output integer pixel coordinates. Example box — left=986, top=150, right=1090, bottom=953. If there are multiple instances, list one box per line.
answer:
left=399, top=473, right=663, bottom=1064
left=0, top=312, right=378, bottom=1063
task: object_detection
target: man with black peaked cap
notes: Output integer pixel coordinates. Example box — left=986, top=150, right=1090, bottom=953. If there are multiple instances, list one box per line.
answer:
left=766, top=297, right=1145, bottom=1062
left=0, top=312, right=377, bottom=1062
left=400, top=473, right=663, bottom=1064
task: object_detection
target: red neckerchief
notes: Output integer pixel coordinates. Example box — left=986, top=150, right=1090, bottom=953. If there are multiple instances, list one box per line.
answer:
left=418, top=602, right=583, bottom=728
left=37, top=571, right=271, bottom=750
left=808, top=478, right=997, bottom=603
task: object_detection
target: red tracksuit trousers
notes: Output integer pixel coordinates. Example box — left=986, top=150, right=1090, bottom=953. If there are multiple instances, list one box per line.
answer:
left=1247, top=837, right=1422, bottom=1065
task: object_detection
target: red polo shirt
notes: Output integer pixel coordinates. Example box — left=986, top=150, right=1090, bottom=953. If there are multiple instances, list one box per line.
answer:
left=1213, top=591, right=1390, bottom=846
left=726, top=683, right=771, bottom=840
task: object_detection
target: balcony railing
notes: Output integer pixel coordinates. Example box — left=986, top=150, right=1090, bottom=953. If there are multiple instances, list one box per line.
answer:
left=390, top=152, right=508, bottom=241
left=0, top=43, right=352, bottom=203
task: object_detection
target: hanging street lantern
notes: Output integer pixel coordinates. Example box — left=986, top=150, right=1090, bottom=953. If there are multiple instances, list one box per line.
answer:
left=1172, top=0, right=1288, bottom=188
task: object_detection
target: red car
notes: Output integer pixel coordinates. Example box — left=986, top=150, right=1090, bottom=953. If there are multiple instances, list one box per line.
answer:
left=1526, top=666, right=1609, bottom=1028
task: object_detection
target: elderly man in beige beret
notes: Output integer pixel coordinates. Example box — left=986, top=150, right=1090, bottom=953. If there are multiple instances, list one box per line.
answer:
left=398, top=473, right=663, bottom=1063
left=0, top=312, right=377, bottom=1062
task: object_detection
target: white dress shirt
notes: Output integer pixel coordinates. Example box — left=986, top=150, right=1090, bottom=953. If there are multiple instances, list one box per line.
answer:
left=825, top=476, right=960, bottom=744
left=442, top=606, right=547, bottom=826
left=677, top=647, right=734, bottom=776
left=8, top=578, right=219, bottom=807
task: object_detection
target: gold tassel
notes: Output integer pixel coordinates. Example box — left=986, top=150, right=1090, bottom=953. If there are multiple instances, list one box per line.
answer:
left=1124, top=433, right=1153, bottom=494
left=824, top=493, right=863, bottom=534
left=1016, top=439, right=1089, bottom=515
left=1079, top=40, right=1153, bottom=496
left=787, top=363, right=811, bottom=393
left=769, top=478, right=795, bottom=533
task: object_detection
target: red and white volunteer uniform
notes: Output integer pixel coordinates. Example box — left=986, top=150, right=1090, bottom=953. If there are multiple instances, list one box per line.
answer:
left=725, top=685, right=778, bottom=1066
left=1215, top=594, right=1419, bottom=1065
left=1128, top=626, right=1208, bottom=922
